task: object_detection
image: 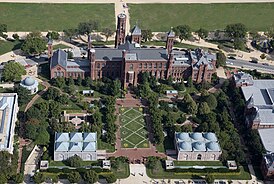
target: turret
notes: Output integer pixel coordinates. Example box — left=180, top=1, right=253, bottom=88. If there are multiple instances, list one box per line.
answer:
left=131, top=25, right=141, bottom=44
left=115, top=13, right=127, bottom=48
left=47, top=37, right=53, bottom=59
left=166, top=27, right=175, bottom=55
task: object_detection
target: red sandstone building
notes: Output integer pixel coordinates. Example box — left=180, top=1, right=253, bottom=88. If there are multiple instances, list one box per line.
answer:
left=50, top=13, right=216, bottom=88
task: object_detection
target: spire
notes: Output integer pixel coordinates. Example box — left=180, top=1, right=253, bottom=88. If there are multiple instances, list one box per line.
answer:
left=167, top=27, right=175, bottom=37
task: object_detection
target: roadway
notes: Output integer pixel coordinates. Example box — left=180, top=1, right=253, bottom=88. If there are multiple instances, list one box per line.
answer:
left=226, top=58, right=274, bottom=73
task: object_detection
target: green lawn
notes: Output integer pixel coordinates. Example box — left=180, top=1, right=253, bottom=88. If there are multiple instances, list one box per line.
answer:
left=111, top=163, right=130, bottom=179
left=53, top=44, right=71, bottom=50
left=129, top=3, right=274, bottom=31
left=120, top=107, right=149, bottom=148
left=174, top=161, right=224, bottom=166
left=0, top=40, right=22, bottom=55
left=0, top=3, right=115, bottom=31
left=147, top=166, right=251, bottom=180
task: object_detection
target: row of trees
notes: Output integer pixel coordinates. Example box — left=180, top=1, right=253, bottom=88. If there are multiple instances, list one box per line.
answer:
left=101, top=96, right=118, bottom=144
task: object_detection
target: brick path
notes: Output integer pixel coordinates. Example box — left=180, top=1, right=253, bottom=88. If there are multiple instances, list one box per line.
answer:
left=108, top=92, right=166, bottom=162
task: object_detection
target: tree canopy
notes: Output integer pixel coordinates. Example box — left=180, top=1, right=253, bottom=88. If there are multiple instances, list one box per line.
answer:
left=196, top=28, right=208, bottom=40
left=78, top=20, right=99, bottom=35
left=141, top=29, right=153, bottom=42
left=67, top=171, right=82, bottom=183
left=3, top=62, right=26, bottom=82
left=66, top=155, right=83, bottom=167
left=83, top=170, right=99, bottom=184
left=225, top=23, right=247, bottom=39
left=21, top=32, right=46, bottom=55
left=101, top=27, right=114, bottom=42
left=174, top=25, right=192, bottom=42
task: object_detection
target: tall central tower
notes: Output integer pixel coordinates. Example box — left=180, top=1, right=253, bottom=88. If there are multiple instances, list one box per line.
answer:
left=115, top=13, right=127, bottom=48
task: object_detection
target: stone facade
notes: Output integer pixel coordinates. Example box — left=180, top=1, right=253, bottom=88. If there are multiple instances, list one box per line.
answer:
left=50, top=15, right=216, bottom=88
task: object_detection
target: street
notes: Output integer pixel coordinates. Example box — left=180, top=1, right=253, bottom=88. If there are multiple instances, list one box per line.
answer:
left=226, top=58, right=274, bottom=73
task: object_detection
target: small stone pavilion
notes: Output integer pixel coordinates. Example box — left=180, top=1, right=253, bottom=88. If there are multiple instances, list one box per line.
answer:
left=174, top=132, right=222, bottom=161
left=20, top=76, right=39, bottom=94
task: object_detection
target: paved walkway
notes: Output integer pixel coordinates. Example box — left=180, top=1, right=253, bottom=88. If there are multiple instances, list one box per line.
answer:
left=24, top=81, right=50, bottom=112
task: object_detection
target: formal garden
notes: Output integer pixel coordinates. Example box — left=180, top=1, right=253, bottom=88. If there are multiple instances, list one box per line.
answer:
left=120, top=107, right=149, bottom=148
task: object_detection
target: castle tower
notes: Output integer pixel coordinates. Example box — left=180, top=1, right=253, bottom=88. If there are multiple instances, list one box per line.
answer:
left=166, top=27, right=175, bottom=55
left=47, top=38, right=53, bottom=59
left=115, top=13, right=127, bottom=48
left=89, top=49, right=96, bottom=80
left=131, top=25, right=141, bottom=44
left=87, top=34, right=92, bottom=60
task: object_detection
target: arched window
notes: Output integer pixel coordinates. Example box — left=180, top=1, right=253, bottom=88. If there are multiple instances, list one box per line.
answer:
left=129, top=64, right=133, bottom=70
left=197, top=154, right=202, bottom=160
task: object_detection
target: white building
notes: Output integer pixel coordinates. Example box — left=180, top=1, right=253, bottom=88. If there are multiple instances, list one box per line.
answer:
left=0, top=93, right=19, bottom=154
left=20, top=76, right=39, bottom=94
left=175, top=132, right=222, bottom=161
left=54, top=132, right=97, bottom=161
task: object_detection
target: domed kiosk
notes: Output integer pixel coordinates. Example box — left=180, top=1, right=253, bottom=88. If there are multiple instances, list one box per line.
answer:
left=175, top=132, right=222, bottom=161
left=20, top=76, right=39, bottom=94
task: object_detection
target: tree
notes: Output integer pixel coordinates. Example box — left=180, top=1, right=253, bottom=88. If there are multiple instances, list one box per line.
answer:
left=225, top=23, right=247, bottom=39
left=104, top=174, right=117, bottom=183
left=198, top=102, right=211, bottom=115
left=21, top=32, right=46, bottom=55
left=67, top=171, right=81, bottom=183
left=16, top=86, right=31, bottom=106
left=25, top=119, right=40, bottom=139
left=78, top=20, right=99, bottom=35
left=3, top=62, right=26, bottom=81
left=66, top=155, right=83, bottom=167
left=54, top=77, right=66, bottom=88
left=84, top=77, right=92, bottom=87
left=49, top=101, right=61, bottom=118
left=67, top=77, right=74, bottom=86
left=101, top=27, right=114, bottom=41
left=233, top=38, right=245, bottom=50
left=141, top=29, right=153, bottom=42
left=249, top=31, right=260, bottom=41
left=111, top=79, right=121, bottom=96
left=205, top=174, right=215, bottom=184
left=76, top=76, right=82, bottom=86
left=83, top=170, right=99, bottom=184
left=46, top=31, right=60, bottom=40
left=63, top=28, right=77, bottom=42
left=173, top=82, right=185, bottom=91
left=46, top=87, right=60, bottom=100
left=174, top=25, right=192, bottom=42
left=57, top=94, right=69, bottom=105
left=35, top=129, right=50, bottom=145
left=216, top=51, right=226, bottom=68
left=196, top=28, right=208, bottom=40
left=0, top=174, right=7, bottom=184
left=205, top=94, right=217, bottom=110
left=12, top=173, right=24, bottom=183
left=33, top=172, right=46, bottom=184
left=12, top=33, right=19, bottom=40
left=0, top=151, right=16, bottom=178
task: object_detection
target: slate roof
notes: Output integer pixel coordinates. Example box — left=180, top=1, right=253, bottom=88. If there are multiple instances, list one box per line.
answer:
left=131, top=25, right=141, bottom=35
left=190, top=48, right=215, bottom=70
left=241, top=80, right=274, bottom=106
left=258, top=128, right=274, bottom=152
left=51, top=49, right=67, bottom=69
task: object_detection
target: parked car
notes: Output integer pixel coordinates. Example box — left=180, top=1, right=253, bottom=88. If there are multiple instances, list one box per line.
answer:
left=262, top=63, right=270, bottom=66
left=228, top=56, right=236, bottom=60
left=249, top=59, right=258, bottom=64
